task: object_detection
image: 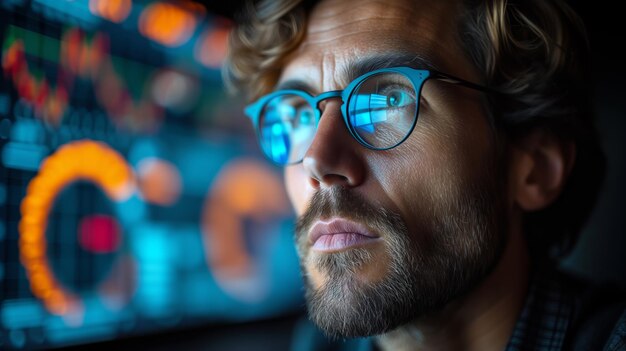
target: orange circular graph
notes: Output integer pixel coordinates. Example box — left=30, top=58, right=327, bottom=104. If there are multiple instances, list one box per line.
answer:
left=19, top=140, right=135, bottom=315
left=202, top=158, right=290, bottom=301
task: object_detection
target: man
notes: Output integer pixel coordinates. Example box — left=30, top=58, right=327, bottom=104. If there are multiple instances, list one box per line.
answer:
left=224, top=0, right=625, bottom=350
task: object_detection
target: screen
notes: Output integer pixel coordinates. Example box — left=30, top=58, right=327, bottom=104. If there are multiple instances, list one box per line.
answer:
left=0, top=1, right=303, bottom=349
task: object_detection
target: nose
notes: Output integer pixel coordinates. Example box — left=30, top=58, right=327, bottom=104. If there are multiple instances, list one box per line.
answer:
left=302, top=99, right=366, bottom=189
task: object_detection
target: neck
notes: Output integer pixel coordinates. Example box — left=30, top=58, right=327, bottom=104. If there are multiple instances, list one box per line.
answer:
left=377, top=223, right=530, bottom=351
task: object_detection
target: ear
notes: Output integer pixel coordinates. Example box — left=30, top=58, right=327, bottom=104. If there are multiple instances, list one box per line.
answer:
left=508, top=129, right=576, bottom=211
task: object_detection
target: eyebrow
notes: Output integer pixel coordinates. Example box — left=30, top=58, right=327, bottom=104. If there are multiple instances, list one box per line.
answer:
left=274, top=52, right=442, bottom=93
left=275, top=79, right=315, bottom=93
left=343, top=52, right=441, bottom=83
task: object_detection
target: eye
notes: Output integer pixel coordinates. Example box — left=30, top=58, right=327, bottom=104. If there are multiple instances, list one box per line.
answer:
left=296, top=108, right=315, bottom=126
left=386, top=89, right=412, bottom=107
left=377, top=81, right=415, bottom=109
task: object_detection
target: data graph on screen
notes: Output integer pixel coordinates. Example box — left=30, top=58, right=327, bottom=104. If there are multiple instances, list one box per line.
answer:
left=0, top=1, right=303, bottom=349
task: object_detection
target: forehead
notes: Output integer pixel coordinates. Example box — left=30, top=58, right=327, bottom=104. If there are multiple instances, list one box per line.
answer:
left=280, top=0, right=472, bottom=91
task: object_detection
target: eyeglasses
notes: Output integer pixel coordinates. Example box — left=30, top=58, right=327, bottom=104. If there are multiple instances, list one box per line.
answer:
left=245, top=66, right=492, bottom=166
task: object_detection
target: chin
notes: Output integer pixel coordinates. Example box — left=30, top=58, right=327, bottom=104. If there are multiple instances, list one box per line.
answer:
left=304, top=241, right=391, bottom=289
left=303, top=246, right=420, bottom=339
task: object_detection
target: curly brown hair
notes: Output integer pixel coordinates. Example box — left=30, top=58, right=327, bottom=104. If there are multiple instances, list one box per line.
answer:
left=224, top=0, right=605, bottom=261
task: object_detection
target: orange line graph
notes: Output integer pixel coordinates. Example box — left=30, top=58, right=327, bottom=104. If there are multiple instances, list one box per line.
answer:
left=2, top=26, right=163, bottom=132
left=2, top=39, right=69, bottom=125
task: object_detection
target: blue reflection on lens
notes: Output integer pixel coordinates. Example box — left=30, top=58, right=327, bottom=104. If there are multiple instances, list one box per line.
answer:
left=271, top=123, right=288, bottom=163
left=261, top=97, right=300, bottom=164
left=277, top=103, right=295, bottom=118
left=261, top=120, right=289, bottom=165
left=349, top=93, right=388, bottom=134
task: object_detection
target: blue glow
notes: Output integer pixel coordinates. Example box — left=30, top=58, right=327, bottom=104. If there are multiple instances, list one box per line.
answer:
left=174, top=139, right=237, bottom=195
left=32, top=0, right=100, bottom=29
left=36, top=296, right=128, bottom=341
left=181, top=272, right=265, bottom=321
left=277, top=103, right=295, bottom=118
left=349, top=93, right=389, bottom=134
left=128, top=138, right=160, bottom=168
left=1, top=142, right=48, bottom=171
left=1, top=300, right=45, bottom=329
left=132, top=224, right=175, bottom=317
left=182, top=273, right=221, bottom=316
left=79, top=296, right=131, bottom=326
left=45, top=322, right=115, bottom=345
left=261, top=124, right=289, bottom=164
left=115, top=194, right=146, bottom=226
left=266, top=220, right=304, bottom=310
left=175, top=226, right=204, bottom=270
left=0, top=118, right=11, bottom=139
left=11, top=119, right=43, bottom=144
left=271, top=123, right=288, bottom=161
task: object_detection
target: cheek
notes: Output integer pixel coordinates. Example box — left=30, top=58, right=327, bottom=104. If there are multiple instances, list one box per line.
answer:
left=285, top=165, right=312, bottom=215
left=370, top=143, right=454, bottom=231
left=370, top=102, right=491, bottom=222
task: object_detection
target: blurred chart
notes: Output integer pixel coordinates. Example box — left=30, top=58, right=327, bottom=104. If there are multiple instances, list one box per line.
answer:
left=0, top=1, right=302, bottom=350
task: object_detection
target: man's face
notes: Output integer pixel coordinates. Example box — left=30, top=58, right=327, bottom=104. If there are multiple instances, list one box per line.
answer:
left=280, top=0, right=507, bottom=337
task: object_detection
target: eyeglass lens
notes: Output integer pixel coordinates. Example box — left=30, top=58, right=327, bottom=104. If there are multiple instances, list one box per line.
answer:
left=258, top=72, right=418, bottom=165
left=348, top=72, right=417, bottom=149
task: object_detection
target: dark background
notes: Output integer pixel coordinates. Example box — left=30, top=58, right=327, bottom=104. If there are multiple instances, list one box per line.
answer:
left=559, top=0, right=626, bottom=283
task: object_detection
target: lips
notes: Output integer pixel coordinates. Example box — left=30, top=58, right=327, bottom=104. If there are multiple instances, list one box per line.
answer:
left=308, top=218, right=380, bottom=252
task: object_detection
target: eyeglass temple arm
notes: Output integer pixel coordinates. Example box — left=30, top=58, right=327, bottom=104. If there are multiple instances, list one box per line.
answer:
left=429, top=70, right=497, bottom=94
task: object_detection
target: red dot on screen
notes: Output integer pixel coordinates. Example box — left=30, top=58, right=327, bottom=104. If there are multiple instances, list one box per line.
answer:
left=78, top=215, right=121, bottom=254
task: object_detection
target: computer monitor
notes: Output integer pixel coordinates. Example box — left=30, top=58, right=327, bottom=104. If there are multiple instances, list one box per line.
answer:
left=0, top=1, right=303, bottom=349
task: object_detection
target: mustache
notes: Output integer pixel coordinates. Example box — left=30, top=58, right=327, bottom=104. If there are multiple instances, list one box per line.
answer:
left=295, top=187, right=405, bottom=244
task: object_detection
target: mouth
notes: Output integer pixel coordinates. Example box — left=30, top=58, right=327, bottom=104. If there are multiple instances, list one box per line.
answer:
left=308, top=218, right=381, bottom=252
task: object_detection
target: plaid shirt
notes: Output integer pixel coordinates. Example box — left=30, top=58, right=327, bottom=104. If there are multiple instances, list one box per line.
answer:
left=305, top=268, right=626, bottom=351
left=505, top=268, right=626, bottom=351
left=505, top=270, right=576, bottom=350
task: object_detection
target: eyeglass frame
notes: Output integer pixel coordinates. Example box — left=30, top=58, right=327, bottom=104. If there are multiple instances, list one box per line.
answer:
left=244, top=66, right=495, bottom=166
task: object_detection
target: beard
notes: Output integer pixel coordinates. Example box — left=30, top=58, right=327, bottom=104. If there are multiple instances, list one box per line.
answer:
left=294, top=163, right=506, bottom=339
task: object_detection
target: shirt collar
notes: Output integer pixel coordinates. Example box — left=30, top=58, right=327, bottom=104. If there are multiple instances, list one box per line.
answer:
left=505, top=268, right=576, bottom=351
